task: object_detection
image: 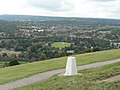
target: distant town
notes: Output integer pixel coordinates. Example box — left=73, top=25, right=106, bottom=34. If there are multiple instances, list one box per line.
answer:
left=0, top=15, right=120, bottom=67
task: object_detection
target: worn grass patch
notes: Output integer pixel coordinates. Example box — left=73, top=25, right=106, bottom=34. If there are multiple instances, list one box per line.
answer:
left=0, top=49, right=120, bottom=84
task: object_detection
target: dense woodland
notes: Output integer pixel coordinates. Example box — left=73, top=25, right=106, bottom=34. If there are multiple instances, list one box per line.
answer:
left=0, top=15, right=120, bottom=67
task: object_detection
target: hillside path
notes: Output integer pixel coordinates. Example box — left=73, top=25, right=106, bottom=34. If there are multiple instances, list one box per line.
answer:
left=0, top=58, right=120, bottom=90
left=103, top=75, right=120, bottom=82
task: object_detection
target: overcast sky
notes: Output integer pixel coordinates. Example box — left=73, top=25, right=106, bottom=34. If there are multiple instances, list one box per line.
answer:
left=0, top=0, right=120, bottom=19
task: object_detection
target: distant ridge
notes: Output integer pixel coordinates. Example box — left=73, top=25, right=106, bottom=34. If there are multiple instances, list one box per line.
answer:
left=0, top=15, right=120, bottom=25
left=0, top=14, right=69, bottom=21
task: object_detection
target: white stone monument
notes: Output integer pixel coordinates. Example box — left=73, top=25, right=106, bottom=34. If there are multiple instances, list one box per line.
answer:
left=64, top=51, right=78, bottom=76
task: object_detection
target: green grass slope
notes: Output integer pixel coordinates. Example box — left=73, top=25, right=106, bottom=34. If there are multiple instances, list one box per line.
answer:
left=0, top=49, right=120, bottom=84
left=14, top=62, right=120, bottom=90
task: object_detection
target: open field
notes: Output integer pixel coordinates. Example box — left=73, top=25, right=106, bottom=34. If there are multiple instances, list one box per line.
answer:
left=13, top=62, right=120, bottom=90
left=99, top=30, right=112, bottom=34
left=51, top=42, right=71, bottom=48
left=0, top=50, right=21, bottom=55
left=0, top=49, right=120, bottom=84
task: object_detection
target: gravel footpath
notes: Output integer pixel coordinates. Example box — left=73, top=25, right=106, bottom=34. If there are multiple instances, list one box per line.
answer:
left=0, top=59, right=120, bottom=90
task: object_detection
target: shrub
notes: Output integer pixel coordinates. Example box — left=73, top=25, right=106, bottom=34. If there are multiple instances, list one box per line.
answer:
left=9, top=60, right=20, bottom=66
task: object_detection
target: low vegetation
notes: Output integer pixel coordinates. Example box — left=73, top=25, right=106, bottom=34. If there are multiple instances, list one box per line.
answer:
left=0, top=49, right=120, bottom=84
left=13, top=62, right=120, bottom=90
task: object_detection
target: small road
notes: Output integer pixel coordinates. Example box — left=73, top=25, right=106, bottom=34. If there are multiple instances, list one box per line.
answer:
left=0, top=59, right=120, bottom=90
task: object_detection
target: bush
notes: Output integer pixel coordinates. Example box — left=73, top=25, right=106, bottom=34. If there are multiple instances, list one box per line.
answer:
left=3, top=62, right=9, bottom=67
left=9, top=60, right=20, bottom=66
left=59, top=51, right=67, bottom=57
left=39, top=53, right=47, bottom=61
left=85, top=48, right=92, bottom=53
left=93, top=47, right=101, bottom=52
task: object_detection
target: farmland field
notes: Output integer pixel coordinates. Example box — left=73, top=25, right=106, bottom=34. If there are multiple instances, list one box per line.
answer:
left=51, top=42, right=71, bottom=48
left=0, top=50, right=21, bottom=55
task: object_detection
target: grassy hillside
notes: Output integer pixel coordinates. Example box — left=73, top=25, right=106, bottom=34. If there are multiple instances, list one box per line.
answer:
left=0, top=49, right=120, bottom=84
left=13, top=62, right=120, bottom=90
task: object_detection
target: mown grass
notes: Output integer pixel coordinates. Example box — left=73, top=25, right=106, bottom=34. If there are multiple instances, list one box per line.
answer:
left=51, top=42, right=71, bottom=48
left=0, top=49, right=120, bottom=84
left=13, top=62, right=120, bottom=90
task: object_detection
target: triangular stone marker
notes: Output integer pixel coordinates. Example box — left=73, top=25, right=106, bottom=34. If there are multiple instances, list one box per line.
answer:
left=64, top=56, right=78, bottom=76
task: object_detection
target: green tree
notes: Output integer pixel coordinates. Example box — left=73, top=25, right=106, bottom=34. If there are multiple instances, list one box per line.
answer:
left=93, top=47, right=101, bottom=52
left=2, top=53, right=8, bottom=57
left=9, top=60, right=20, bottom=66
left=85, top=48, right=92, bottom=53
left=59, top=51, right=66, bottom=57
left=39, top=53, right=47, bottom=61
left=27, top=47, right=32, bottom=55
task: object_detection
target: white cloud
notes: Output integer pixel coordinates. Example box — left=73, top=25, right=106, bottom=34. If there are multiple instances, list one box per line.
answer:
left=26, top=0, right=74, bottom=12
left=105, top=0, right=120, bottom=19
left=0, top=0, right=120, bottom=19
left=0, top=0, right=26, bottom=14
left=66, top=0, right=116, bottom=18
left=90, top=0, right=115, bottom=2
left=115, top=0, right=120, bottom=10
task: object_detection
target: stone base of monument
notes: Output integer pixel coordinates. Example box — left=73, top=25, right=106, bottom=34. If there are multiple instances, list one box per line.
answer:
left=64, top=56, right=78, bottom=76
